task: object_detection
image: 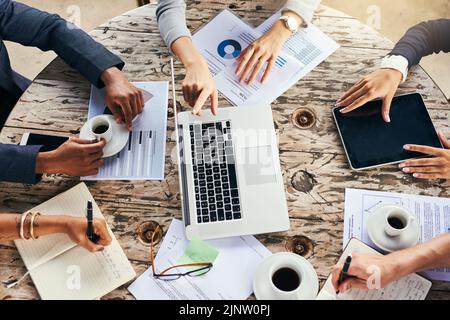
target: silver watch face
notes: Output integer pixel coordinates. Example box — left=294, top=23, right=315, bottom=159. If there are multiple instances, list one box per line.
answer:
left=286, top=16, right=299, bottom=31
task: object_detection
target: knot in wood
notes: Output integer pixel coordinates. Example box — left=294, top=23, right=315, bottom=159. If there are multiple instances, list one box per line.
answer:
left=136, top=221, right=163, bottom=246
left=291, top=170, right=317, bottom=193
left=285, top=236, right=314, bottom=258
left=292, top=108, right=316, bottom=129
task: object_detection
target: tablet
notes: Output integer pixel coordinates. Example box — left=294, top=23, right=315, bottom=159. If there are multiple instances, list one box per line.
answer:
left=333, top=93, right=443, bottom=170
left=20, top=133, right=68, bottom=152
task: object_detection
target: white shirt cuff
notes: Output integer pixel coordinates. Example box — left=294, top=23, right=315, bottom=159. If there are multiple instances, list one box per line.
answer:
left=380, top=55, right=409, bottom=83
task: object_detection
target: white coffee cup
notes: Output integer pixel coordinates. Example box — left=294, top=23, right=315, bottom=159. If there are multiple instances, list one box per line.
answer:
left=89, top=115, right=113, bottom=143
left=253, top=252, right=318, bottom=300
left=384, top=207, right=414, bottom=237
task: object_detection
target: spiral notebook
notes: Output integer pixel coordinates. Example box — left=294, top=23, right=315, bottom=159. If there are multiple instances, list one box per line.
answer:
left=14, top=183, right=136, bottom=300
left=317, top=238, right=432, bottom=300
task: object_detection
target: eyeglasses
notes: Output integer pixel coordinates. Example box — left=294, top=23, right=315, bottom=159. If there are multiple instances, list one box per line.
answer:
left=150, top=225, right=213, bottom=281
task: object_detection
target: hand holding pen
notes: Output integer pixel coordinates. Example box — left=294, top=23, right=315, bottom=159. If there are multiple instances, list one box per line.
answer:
left=331, top=253, right=401, bottom=293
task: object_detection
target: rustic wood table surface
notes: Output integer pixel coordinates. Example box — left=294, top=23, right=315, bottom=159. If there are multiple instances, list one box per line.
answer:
left=1, top=1, right=449, bottom=300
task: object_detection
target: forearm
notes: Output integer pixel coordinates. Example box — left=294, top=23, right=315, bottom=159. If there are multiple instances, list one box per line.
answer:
left=391, top=233, right=450, bottom=277
left=0, top=214, right=68, bottom=242
left=283, top=0, right=320, bottom=25
left=171, top=37, right=205, bottom=68
left=0, top=1, right=123, bottom=88
left=156, top=0, right=191, bottom=50
left=390, top=19, right=450, bottom=68
left=0, top=144, right=43, bottom=184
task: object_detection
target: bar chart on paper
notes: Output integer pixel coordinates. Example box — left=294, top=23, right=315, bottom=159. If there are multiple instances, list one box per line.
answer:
left=94, top=130, right=157, bottom=179
left=83, top=81, right=168, bottom=181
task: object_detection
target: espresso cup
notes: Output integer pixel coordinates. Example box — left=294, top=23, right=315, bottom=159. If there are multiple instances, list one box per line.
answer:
left=270, top=263, right=303, bottom=298
left=253, top=252, right=319, bottom=300
left=89, top=115, right=113, bottom=143
left=384, top=207, right=414, bottom=237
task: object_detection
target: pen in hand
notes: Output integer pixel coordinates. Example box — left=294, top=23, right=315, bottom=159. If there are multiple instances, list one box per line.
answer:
left=86, top=201, right=100, bottom=243
left=336, top=255, right=352, bottom=294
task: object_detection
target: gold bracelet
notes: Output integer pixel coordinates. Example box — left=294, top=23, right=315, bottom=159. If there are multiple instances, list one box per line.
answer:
left=20, top=212, right=32, bottom=240
left=30, top=212, right=41, bottom=240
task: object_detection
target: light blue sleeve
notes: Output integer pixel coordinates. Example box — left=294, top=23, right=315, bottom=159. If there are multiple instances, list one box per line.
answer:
left=156, top=0, right=191, bottom=50
left=283, top=0, right=321, bottom=25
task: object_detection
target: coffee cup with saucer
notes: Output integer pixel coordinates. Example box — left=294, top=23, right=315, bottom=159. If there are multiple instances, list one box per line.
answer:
left=253, top=252, right=319, bottom=300
left=80, top=115, right=129, bottom=158
left=366, top=204, right=420, bottom=253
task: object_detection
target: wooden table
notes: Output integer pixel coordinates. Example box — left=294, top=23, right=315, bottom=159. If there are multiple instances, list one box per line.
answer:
left=1, top=1, right=449, bottom=300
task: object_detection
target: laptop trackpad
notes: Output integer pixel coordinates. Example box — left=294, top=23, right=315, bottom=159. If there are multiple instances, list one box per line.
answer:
left=241, top=146, right=277, bottom=186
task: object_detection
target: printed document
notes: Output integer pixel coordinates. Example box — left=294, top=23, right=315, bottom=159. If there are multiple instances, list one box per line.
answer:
left=83, top=81, right=168, bottom=181
left=192, top=10, right=339, bottom=106
left=344, top=188, right=450, bottom=281
left=128, top=219, right=272, bottom=300
left=317, top=238, right=431, bottom=300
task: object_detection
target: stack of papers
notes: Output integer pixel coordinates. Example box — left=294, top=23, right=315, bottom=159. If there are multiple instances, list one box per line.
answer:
left=192, top=10, right=339, bottom=106
left=128, top=219, right=272, bottom=300
left=344, top=188, right=450, bottom=281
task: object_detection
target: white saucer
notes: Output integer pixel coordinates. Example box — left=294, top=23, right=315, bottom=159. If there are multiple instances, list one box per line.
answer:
left=79, top=115, right=129, bottom=158
left=253, top=253, right=319, bottom=300
left=367, top=205, right=420, bottom=253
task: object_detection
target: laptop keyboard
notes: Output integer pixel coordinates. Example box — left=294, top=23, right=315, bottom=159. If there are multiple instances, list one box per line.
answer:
left=189, top=121, right=242, bottom=224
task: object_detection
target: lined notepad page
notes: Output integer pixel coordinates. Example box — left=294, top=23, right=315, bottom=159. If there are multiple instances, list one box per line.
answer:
left=317, top=238, right=432, bottom=300
left=14, top=183, right=136, bottom=300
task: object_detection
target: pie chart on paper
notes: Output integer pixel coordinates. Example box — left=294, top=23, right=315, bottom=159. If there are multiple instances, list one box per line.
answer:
left=217, top=39, right=242, bottom=59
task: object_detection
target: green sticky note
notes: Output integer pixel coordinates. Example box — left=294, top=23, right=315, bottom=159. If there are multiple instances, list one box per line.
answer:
left=178, top=237, right=219, bottom=267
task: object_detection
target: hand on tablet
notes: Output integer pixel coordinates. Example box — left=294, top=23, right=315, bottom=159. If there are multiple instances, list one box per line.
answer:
left=400, top=132, right=450, bottom=180
left=337, top=69, right=403, bottom=123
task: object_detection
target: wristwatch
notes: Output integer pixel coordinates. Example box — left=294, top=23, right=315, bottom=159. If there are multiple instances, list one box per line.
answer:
left=278, top=15, right=300, bottom=34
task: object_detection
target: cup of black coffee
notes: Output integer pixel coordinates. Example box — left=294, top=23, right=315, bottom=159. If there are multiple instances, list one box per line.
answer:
left=271, top=267, right=301, bottom=292
left=385, top=207, right=414, bottom=237
left=89, top=115, right=113, bottom=143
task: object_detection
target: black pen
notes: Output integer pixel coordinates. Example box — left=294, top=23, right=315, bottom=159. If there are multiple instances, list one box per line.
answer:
left=337, top=255, right=352, bottom=294
left=86, top=201, right=100, bottom=243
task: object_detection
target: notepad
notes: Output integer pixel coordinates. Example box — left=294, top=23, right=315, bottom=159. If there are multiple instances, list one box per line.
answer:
left=14, top=183, right=136, bottom=300
left=317, top=238, right=431, bottom=300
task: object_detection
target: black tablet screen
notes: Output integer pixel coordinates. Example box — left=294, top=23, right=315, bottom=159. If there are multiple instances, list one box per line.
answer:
left=333, top=93, right=442, bottom=170
left=25, top=133, right=68, bottom=152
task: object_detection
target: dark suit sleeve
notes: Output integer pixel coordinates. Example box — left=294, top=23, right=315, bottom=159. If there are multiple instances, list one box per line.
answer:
left=0, top=144, right=43, bottom=184
left=390, top=19, right=450, bottom=68
left=0, top=0, right=124, bottom=88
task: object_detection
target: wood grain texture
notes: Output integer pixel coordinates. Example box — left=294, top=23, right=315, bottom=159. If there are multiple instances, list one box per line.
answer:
left=0, top=1, right=449, bottom=300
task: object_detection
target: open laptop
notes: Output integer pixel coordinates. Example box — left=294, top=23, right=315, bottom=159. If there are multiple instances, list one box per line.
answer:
left=170, top=59, right=290, bottom=240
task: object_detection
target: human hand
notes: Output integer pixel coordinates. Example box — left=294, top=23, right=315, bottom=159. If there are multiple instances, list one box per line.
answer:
left=101, top=67, right=144, bottom=130
left=337, top=69, right=403, bottom=122
left=64, top=216, right=112, bottom=252
left=331, top=253, right=400, bottom=293
left=183, top=57, right=218, bottom=116
left=399, top=132, right=450, bottom=180
left=36, top=137, right=106, bottom=177
left=235, top=20, right=291, bottom=85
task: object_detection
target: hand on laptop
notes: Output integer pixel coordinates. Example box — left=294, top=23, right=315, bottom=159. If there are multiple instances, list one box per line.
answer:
left=64, top=216, right=112, bottom=252
left=331, top=253, right=400, bottom=293
left=337, top=69, right=403, bottom=123
left=35, top=137, right=106, bottom=177
left=171, top=37, right=218, bottom=116
left=101, top=67, right=145, bottom=130
left=183, top=56, right=218, bottom=116
left=235, top=19, right=292, bottom=85
left=400, top=132, right=450, bottom=180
